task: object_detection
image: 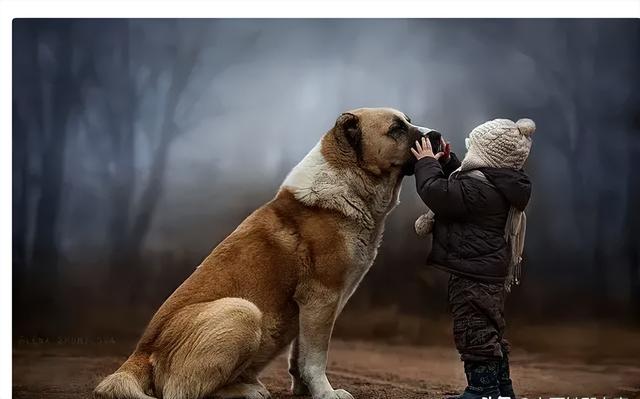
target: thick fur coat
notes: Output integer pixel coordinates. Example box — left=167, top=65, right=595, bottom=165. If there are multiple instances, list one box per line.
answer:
left=95, top=108, right=427, bottom=399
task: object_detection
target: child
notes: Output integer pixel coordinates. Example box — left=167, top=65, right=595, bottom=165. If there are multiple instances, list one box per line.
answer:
left=411, top=118, right=535, bottom=399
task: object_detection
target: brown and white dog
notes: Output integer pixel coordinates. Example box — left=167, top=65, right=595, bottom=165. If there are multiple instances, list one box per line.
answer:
left=95, top=108, right=434, bottom=399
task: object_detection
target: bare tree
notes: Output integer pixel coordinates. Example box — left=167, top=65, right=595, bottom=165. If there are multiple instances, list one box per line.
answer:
left=11, top=22, right=98, bottom=333
left=626, top=111, right=640, bottom=321
left=83, top=21, right=211, bottom=300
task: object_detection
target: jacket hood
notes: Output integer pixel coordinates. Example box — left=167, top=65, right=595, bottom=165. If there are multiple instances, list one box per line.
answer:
left=479, top=168, right=531, bottom=211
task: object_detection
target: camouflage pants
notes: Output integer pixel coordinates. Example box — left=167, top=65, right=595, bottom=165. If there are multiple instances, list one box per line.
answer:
left=448, top=275, right=510, bottom=361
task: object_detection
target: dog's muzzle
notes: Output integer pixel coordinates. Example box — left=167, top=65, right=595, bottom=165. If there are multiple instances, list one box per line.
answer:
left=412, top=124, right=440, bottom=137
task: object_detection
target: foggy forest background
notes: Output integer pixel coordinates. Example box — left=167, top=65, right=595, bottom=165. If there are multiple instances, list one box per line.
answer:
left=12, top=19, right=640, bottom=345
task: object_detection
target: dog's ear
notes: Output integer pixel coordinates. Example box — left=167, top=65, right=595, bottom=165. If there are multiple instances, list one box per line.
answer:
left=335, top=112, right=362, bottom=158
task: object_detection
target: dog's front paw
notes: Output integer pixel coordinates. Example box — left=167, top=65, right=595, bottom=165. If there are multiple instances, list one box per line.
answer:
left=333, top=389, right=354, bottom=399
left=291, top=378, right=310, bottom=395
left=317, top=388, right=354, bottom=399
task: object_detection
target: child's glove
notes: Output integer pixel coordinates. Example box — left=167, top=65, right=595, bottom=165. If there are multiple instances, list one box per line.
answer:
left=414, top=209, right=435, bottom=237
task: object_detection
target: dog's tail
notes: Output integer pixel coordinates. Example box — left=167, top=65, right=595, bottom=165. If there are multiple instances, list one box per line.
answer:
left=94, top=351, right=155, bottom=399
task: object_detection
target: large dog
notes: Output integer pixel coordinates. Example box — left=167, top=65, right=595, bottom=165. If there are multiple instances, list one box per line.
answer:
left=95, top=108, right=433, bottom=399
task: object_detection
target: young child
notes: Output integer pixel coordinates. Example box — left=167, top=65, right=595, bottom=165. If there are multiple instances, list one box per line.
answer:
left=411, top=118, right=535, bottom=399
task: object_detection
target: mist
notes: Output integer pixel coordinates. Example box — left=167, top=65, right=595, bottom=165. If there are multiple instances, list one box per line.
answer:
left=12, top=19, right=640, bottom=338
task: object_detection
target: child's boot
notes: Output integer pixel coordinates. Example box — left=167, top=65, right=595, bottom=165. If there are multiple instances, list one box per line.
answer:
left=498, top=355, right=516, bottom=399
left=447, top=360, right=500, bottom=399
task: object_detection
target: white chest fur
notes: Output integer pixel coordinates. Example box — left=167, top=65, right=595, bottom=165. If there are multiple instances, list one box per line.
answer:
left=282, top=140, right=402, bottom=313
left=337, top=181, right=401, bottom=313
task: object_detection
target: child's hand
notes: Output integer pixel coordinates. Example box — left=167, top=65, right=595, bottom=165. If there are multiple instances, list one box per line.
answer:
left=411, top=137, right=445, bottom=160
left=441, top=138, right=451, bottom=162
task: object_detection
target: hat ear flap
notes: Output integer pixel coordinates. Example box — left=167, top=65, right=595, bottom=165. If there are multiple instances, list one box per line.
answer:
left=516, top=118, right=536, bottom=137
left=335, top=112, right=362, bottom=158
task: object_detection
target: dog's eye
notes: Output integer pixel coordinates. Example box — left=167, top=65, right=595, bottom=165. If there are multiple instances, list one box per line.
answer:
left=388, top=126, right=406, bottom=140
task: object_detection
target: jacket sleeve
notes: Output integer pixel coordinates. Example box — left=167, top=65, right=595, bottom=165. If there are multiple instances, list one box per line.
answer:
left=414, top=157, right=469, bottom=219
left=441, top=152, right=461, bottom=178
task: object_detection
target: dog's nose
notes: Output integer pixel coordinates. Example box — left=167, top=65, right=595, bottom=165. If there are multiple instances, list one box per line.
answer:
left=412, top=124, right=440, bottom=137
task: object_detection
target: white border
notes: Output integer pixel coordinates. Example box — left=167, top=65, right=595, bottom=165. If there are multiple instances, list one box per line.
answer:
left=0, top=1, right=638, bottom=398
left=1, top=0, right=640, bottom=18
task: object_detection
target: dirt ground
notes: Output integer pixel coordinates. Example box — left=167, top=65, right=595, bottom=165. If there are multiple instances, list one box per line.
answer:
left=13, top=339, right=640, bottom=399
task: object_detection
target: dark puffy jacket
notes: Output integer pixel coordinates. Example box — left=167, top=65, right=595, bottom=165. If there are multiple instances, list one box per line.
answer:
left=414, top=154, right=531, bottom=283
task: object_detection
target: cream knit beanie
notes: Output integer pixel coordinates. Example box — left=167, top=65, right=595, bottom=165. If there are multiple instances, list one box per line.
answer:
left=460, top=118, right=535, bottom=171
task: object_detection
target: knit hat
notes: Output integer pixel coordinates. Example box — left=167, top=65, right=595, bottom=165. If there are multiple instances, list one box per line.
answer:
left=460, top=118, right=535, bottom=171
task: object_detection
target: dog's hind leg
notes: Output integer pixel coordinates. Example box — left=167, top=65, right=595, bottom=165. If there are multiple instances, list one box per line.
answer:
left=152, top=298, right=263, bottom=399
left=214, top=354, right=274, bottom=399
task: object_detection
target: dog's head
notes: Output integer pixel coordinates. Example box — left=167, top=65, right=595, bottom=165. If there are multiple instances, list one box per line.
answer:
left=329, top=107, right=436, bottom=176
